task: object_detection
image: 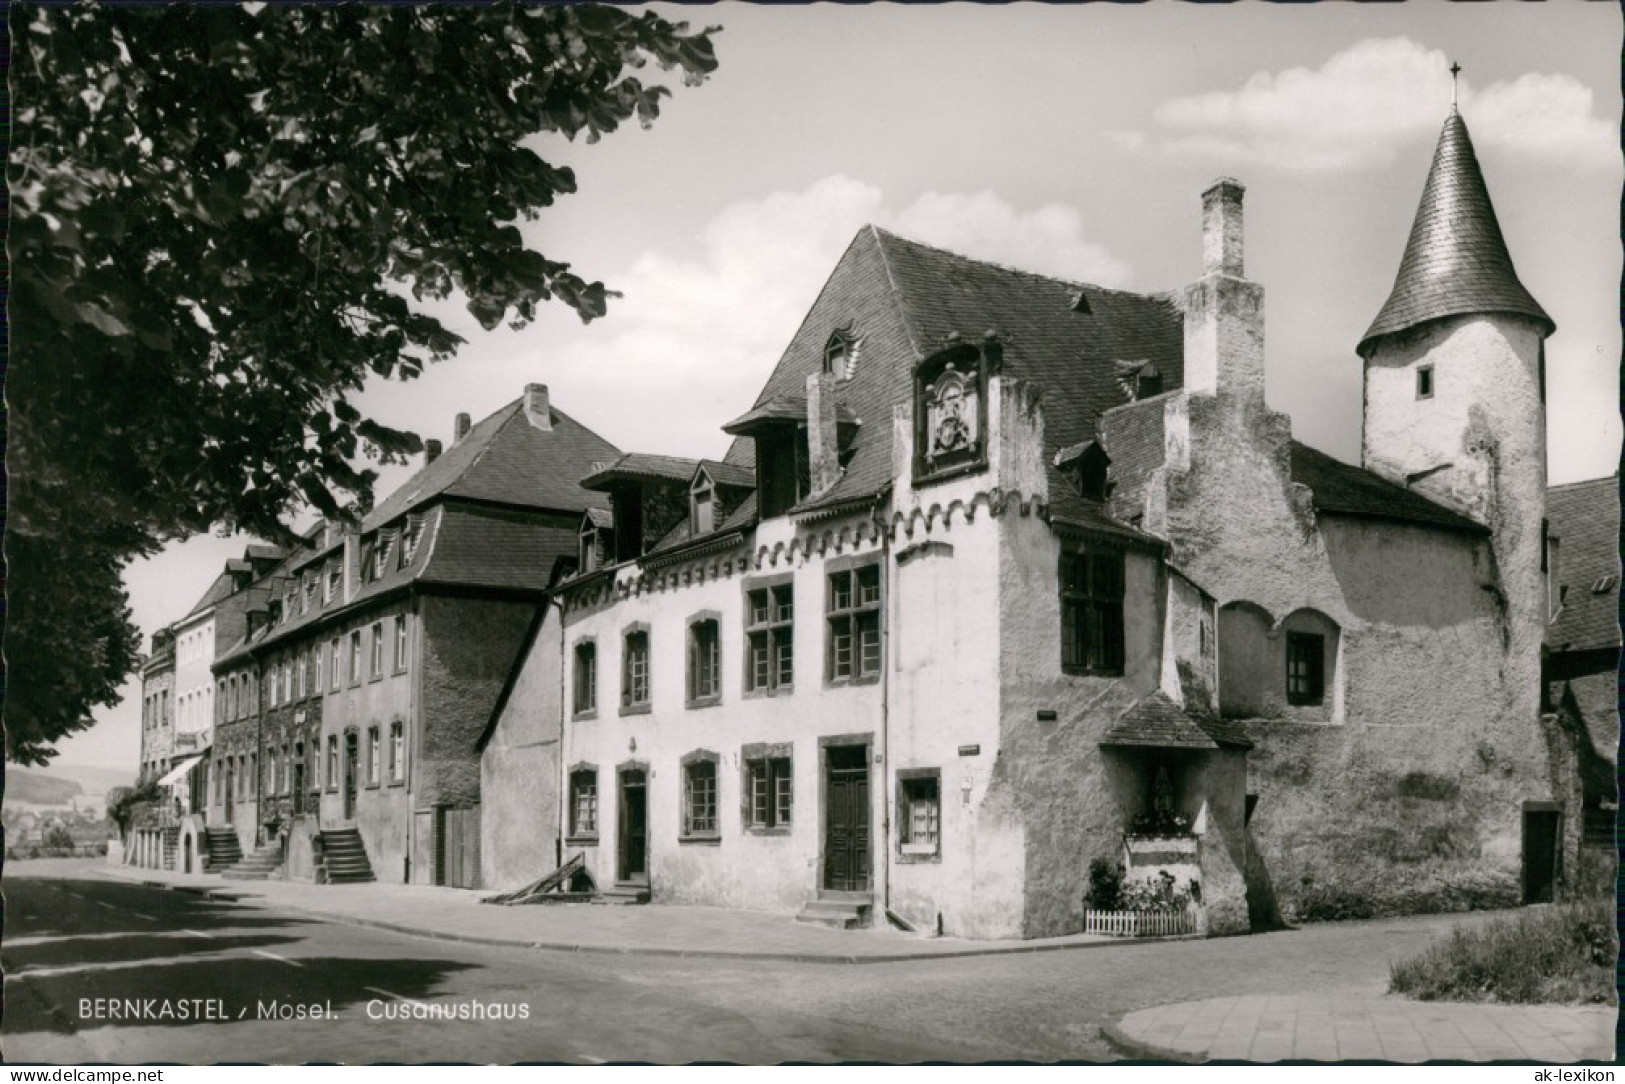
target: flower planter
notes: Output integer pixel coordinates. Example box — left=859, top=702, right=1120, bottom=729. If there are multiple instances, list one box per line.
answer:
left=1084, top=907, right=1200, bottom=938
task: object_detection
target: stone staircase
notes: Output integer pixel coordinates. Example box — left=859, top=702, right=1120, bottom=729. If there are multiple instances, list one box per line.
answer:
left=221, top=842, right=283, bottom=881
left=203, top=828, right=243, bottom=872
left=591, top=882, right=650, bottom=905
left=794, top=891, right=873, bottom=930
left=317, top=828, right=375, bottom=884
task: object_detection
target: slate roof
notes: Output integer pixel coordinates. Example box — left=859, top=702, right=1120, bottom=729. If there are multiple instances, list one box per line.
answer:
left=726, top=227, right=1183, bottom=523
left=365, top=398, right=616, bottom=530
left=581, top=452, right=702, bottom=491
left=1358, top=111, right=1554, bottom=357
left=182, top=570, right=239, bottom=620
left=1547, top=476, right=1621, bottom=653
left=721, top=395, right=861, bottom=435
left=697, top=459, right=756, bottom=491
left=420, top=507, right=580, bottom=593
left=1288, top=441, right=1487, bottom=535
left=1099, top=692, right=1252, bottom=750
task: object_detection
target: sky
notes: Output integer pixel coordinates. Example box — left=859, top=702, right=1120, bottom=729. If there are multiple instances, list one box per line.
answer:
left=57, top=2, right=1621, bottom=771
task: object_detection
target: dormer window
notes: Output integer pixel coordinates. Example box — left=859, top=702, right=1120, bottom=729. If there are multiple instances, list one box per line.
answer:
left=757, top=427, right=810, bottom=519
left=1135, top=365, right=1163, bottom=399
left=691, top=471, right=716, bottom=536
left=914, top=341, right=989, bottom=482
left=325, top=565, right=341, bottom=604
left=399, top=516, right=423, bottom=568
left=823, top=331, right=858, bottom=381
left=1055, top=441, right=1112, bottom=502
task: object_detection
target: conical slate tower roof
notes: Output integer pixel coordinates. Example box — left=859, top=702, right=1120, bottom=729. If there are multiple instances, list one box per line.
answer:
left=1357, top=110, right=1553, bottom=357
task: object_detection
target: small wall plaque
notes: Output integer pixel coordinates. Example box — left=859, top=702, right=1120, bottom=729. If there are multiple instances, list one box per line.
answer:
left=1036, top=709, right=1058, bottom=722
left=957, top=744, right=980, bottom=757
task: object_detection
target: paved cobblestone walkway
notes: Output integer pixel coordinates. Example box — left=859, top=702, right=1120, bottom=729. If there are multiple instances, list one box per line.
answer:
left=1111, top=994, right=1615, bottom=1063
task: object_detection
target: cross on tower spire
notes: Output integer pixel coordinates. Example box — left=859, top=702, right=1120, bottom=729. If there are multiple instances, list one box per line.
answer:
left=1450, top=62, right=1462, bottom=110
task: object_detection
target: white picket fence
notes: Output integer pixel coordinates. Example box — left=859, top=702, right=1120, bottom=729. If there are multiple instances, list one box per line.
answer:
left=1084, top=907, right=1199, bottom=938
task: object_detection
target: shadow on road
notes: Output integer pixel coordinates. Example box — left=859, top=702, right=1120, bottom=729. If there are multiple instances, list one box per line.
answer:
left=5, top=931, right=303, bottom=973
left=3, top=876, right=304, bottom=939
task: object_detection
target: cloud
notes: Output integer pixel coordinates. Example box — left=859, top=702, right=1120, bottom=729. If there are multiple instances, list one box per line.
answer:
left=511, top=177, right=1132, bottom=459
left=1120, top=37, right=1615, bottom=173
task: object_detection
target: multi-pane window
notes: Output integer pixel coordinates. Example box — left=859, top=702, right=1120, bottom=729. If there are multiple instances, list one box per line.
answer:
left=330, top=639, right=342, bottom=692
left=688, top=619, right=721, bottom=704
left=314, top=648, right=324, bottom=696
left=898, top=773, right=941, bottom=856
left=827, top=565, right=882, bottom=682
left=394, top=616, right=409, bottom=672
left=297, top=655, right=308, bottom=699
left=370, top=622, right=384, bottom=678
left=682, top=757, right=718, bottom=836
left=282, top=661, right=293, bottom=702
left=745, top=584, right=794, bottom=693
left=569, top=769, right=599, bottom=837
left=622, top=629, right=651, bottom=709
left=350, top=631, right=363, bottom=685
left=1060, top=548, right=1125, bottom=675
left=746, top=757, right=793, bottom=829
left=573, top=642, right=597, bottom=715
left=1286, top=632, right=1326, bottom=706
left=367, top=727, right=380, bottom=786
left=389, top=721, right=404, bottom=783
left=326, top=735, right=338, bottom=791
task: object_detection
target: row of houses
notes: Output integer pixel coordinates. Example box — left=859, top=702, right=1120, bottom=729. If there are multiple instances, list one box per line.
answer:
left=132, top=106, right=1616, bottom=937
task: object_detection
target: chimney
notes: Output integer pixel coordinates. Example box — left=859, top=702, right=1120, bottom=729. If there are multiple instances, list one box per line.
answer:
left=424, top=438, right=443, bottom=465
left=525, top=383, right=553, bottom=431
left=806, top=372, right=840, bottom=495
left=454, top=413, right=472, bottom=442
left=1182, top=177, right=1264, bottom=400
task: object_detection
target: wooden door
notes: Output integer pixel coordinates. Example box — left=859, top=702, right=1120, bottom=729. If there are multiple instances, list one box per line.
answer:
left=618, top=770, right=648, bottom=883
left=438, top=806, right=482, bottom=889
left=824, top=746, right=870, bottom=892
left=1522, top=808, right=1562, bottom=903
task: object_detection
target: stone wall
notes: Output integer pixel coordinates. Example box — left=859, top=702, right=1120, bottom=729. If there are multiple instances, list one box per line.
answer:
left=480, top=606, right=564, bottom=891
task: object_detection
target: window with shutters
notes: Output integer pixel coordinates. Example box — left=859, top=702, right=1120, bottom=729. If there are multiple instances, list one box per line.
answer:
left=744, top=581, right=794, bottom=695
left=687, top=615, right=722, bottom=707
left=826, top=562, right=882, bottom=683
left=621, top=625, right=651, bottom=714
left=1059, top=546, right=1125, bottom=676
left=680, top=752, right=720, bottom=840
left=568, top=767, right=599, bottom=840
left=743, top=747, right=792, bottom=833
left=897, top=771, right=941, bottom=858
left=573, top=640, right=598, bottom=717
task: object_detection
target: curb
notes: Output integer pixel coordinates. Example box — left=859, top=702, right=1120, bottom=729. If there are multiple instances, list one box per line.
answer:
left=98, top=867, right=1192, bottom=966
left=1100, top=1020, right=1204, bottom=1065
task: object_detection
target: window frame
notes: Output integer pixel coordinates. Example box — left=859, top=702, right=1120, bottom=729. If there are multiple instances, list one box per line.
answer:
left=1285, top=630, right=1326, bottom=707
left=825, top=559, right=883, bottom=686
left=325, top=735, right=339, bottom=792
left=369, top=621, right=384, bottom=680
left=366, top=726, right=381, bottom=788
left=741, top=743, right=793, bottom=835
left=1059, top=544, right=1126, bottom=677
left=1416, top=364, right=1435, bottom=400
left=572, top=638, right=599, bottom=719
left=330, top=638, right=342, bottom=692
left=388, top=720, right=405, bottom=785
left=349, top=631, right=363, bottom=687
left=567, top=763, right=600, bottom=843
left=679, top=749, right=721, bottom=843
left=896, top=768, right=942, bottom=861
left=686, top=612, right=723, bottom=708
left=394, top=615, right=409, bottom=673
left=620, top=624, right=652, bottom=715
left=743, top=575, right=795, bottom=697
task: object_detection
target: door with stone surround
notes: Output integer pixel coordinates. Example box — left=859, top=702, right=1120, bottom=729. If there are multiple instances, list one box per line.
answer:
left=618, top=768, right=649, bottom=883
left=824, top=746, right=870, bottom=892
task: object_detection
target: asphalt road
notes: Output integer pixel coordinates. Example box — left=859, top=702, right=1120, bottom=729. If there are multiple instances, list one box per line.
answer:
left=2, top=861, right=1513, bottom=1064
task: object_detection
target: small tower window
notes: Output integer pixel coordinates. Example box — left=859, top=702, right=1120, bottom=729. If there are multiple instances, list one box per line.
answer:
left=823, top=332, right=857, bottom=380
left=1135, top=365, right=1163, bottom=400
left=1416, top=365, right=1435, bottom=400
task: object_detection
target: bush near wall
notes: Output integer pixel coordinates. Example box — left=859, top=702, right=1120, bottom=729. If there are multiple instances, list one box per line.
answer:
left=1288, top=862, right=1519, bottom=923
left=1389, top=899, right=1617, bottom=1005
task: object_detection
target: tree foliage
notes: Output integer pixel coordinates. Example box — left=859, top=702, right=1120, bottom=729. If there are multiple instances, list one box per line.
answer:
left=7, top=3, right=720, bottom=764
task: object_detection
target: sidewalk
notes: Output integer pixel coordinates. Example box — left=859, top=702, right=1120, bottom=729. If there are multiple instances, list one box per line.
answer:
left=95, top=862, right=1128, bottom=964
left=1108, top=994, right=1616, bottom=1063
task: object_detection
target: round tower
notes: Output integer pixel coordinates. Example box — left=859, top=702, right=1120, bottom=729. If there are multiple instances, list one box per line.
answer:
left=1358, top=106, right=1555, bottom=679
